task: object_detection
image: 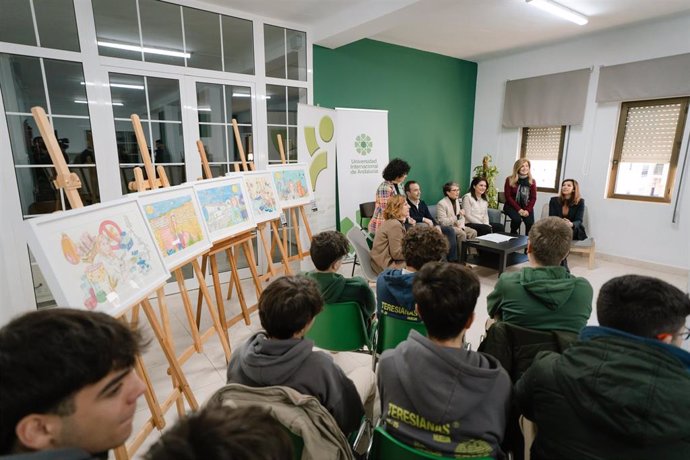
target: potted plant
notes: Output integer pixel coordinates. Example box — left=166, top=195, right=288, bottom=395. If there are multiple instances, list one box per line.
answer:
left=472, top=154, right=499, bottom=209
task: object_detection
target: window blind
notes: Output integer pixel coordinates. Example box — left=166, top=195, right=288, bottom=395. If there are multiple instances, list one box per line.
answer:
left=620, top=102, right=684, bottom=164
left=596, top=54, right=690, bottom=103
left=502, top=68, right=590, bottom=128
left=523, top=127, right=563, bottom=160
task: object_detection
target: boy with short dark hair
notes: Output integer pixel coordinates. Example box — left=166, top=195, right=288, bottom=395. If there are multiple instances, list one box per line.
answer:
left=377, top=262, right=511, bottom=458
left=306, top=230, right=375, bottom=321
left=226, top=275, right=369, bottom=435
left=145, top=404, right=292, bottom=460
left=376, top=226, right=448, bottom=321
left=516, top=274, right=690, bottom=459
left=0, top=309, right=147, bottom=456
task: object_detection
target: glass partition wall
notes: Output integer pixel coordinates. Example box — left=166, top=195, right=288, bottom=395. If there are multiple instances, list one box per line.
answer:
left=0, top=0, right=312, bottom=311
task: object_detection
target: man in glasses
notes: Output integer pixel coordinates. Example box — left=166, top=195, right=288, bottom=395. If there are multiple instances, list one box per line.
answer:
left=515, top=274, right=690, bottom=460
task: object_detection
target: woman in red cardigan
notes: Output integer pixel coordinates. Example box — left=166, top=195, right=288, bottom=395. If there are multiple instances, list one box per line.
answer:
left=503, top=159, right=537, bottom=235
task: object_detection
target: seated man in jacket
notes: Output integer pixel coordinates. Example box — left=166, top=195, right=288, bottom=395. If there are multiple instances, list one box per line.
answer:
left=306, top=230, right=375, bottom=325
left=0, top=309, right=147, bottom=457
left=378, top=262, right=511, bottom=458
left=226, top=275, right=373, bottom=436
left=376, top=225, right=448, bottom=321
left=486, top=216, right=593, bottom=333
left=515, top=274, right=690, bottom=460
left=404, top=180, right=458, bottom=262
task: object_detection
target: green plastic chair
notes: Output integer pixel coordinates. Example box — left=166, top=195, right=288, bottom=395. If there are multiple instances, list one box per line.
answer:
left=371, top=313, right=427, bottom=369
left=305, top=301, right=371, bottom=352
left=369, top=427, right=494, bottom=460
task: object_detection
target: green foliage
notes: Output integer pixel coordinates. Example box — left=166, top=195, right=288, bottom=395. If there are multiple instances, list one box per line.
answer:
left=472, top=155, right=499, bottom=209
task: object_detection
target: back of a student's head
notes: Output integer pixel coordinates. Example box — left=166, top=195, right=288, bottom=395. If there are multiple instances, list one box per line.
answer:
left=145, top=404, right=292, bottom=460
left=402, top=226, right=448, bottom=270
left=259, top=275, right=323, bottom=339
left=528, top=217, right=572, bottom=266
left=413, top=262, right=480, bottom=340
left=309, top=231, right=349, bottom=271
left=597, top=275, right=690, bottom=340
left=0, top=308, right=146, bottom=454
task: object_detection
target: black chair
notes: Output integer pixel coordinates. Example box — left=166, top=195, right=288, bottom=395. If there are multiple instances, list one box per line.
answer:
left=497, top=191, right=512, bottom=233
left=352, top=202, right=376, bottom=276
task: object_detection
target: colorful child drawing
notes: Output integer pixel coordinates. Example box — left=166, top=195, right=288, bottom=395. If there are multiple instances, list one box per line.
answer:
left=246, top=177, right=277, bottom=215
left=143, top=196, right=204, bottom=257
left=197, top=183, right=250, bottom=234
left=273, top=169, right=310, bottom=203
left=60, top=216, right=154, bottom=310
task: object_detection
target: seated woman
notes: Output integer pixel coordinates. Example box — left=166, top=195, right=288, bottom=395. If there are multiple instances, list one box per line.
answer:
left=436, top=181, right=477, bottom=245
left=368, top=158, right=411, bottom=234
left=370, top=195, right=409, bottom=274
left=462, top=177, right=504, bottom=236
left=503, top=158, right=537, bottom=235
left=549, top=178, right=588, bottom=240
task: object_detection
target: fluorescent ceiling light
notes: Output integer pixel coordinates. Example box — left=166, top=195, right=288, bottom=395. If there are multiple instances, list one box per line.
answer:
left=97, top=40, right=191, bottom=59
left=527, top=0, right=588, bottom=26
left=197, top=106, right=212, bottom=112
left=74, top=100, right=123, bottom=106
left=81, top=82, right=144, bottom=90
left=231, top=93, right=251, bottom=98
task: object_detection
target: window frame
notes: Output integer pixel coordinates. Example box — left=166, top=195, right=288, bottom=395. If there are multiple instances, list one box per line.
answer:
left=519, top=125, right=566, bottom=193
left=607, top=97, right=689, bottom=203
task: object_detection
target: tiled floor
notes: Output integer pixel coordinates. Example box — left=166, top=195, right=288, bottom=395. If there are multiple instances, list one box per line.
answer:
left=125, top=253, right=688, bottom=458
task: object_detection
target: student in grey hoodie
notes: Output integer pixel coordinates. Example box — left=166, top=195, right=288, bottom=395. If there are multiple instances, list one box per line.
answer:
left=376, top=226, right=448, bottom=321
left=486, top=216, right=592, bottom=333
left=378, top=263, right=511, bottom=458
left=226, top=275, right=365, bottom=436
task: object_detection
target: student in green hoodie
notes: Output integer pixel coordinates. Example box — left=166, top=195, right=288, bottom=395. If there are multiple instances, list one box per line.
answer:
left=306, top=230, right=375, bottom=324
left=486, top=216, right=592, bottom=333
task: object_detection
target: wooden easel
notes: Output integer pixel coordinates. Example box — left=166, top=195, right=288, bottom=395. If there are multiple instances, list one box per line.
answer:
left=127, top=115, right=232, bottom=365
left=30, top=107, right=198, bottom=460
left=274, top=133, right=314, bottom=262
left=192, top=140, right=264, bottom=337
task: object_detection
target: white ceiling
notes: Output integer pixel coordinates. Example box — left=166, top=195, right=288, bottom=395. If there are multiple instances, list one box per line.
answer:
left=198, top=0, right=690, bottom=61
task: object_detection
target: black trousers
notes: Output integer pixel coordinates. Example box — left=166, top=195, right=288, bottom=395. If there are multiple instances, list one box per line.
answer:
left=466, top=222, right=505, bottom=236
left=504, top=206, right=534, bottom=235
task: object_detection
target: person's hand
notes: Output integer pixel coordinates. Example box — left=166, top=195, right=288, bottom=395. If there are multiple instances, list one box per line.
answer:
left=563, top=218, right=573, bottom=227
left=434, top=225, right=442, bottom=234
left=423, top=217, right=433, bottom=226
left=518, top=209, right=528, bottom=217
left=406, top=217, right=416, bottom=225
left=459, top=209, right=465, bottom=216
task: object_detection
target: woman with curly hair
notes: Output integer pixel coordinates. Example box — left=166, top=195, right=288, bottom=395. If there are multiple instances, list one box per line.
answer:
left=370, top=195, right=409, bottom=274
left=368, top=158, right=411, bottom=234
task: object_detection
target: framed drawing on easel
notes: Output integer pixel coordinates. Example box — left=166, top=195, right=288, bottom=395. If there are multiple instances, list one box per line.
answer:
left=25, top=196, right=170, bottom=316
left=240, top=171, right=282, bottom=223
left=267, top=162, right=314, bottom=208
left=136, top=184, right=212, bottom=271
left=193, top=176, right=256, bottom=243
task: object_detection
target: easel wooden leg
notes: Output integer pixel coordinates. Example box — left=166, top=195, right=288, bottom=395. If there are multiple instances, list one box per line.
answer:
left=228, top=246, right=251, bottom=325
left=134, top=355, right=165, bottom=429
left=195, top=253, right=208, bottom=327
left=192, top=259, right=232, bottom=361
left=140, top=297, right=198, bottom=410
left=257, top=224, right=277, bottom=279
left=225, top=247, right=236, bottom=301
left=290, top=207, right=304, bottom=258
left=209, top=253, right=229, bottom=342
left=299, top=205, right=313, bottom=241
left=271, top=220, right=292, bottom=275
left=174, top=268, right=203, bottom=353
left=243, top=239, right=262, bottom=298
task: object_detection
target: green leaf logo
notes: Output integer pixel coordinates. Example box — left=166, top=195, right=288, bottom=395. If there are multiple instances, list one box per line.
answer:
left=354, top=133, right=373, bottom=156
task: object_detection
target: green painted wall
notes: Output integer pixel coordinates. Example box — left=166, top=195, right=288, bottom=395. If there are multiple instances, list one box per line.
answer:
left=313, top=39, right=478, bottom=206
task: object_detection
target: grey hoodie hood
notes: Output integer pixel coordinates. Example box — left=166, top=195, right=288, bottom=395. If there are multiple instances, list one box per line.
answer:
left=231, top=331, right=314, bottom=386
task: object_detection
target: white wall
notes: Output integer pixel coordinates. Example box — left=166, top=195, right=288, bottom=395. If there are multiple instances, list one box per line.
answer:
left=472, top=14, right=690, bottom=270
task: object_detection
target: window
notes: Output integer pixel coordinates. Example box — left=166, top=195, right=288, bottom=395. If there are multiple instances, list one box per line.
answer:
left=91, top=0, right=254, bottom=74
left=608, top=97, right=689, bottom=203
left=0, top=54, right=99, bottom=216
left=196, top=82, right=253, bottom=176
left=108, top=73, right=185, bottom=193
left=520, top=126, right=565, bottom=192
left=265, top=85, right=307, bottom=164
left=0, top=0, right=80, bottom=51
left=264, top=25, right=307, bottom=81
